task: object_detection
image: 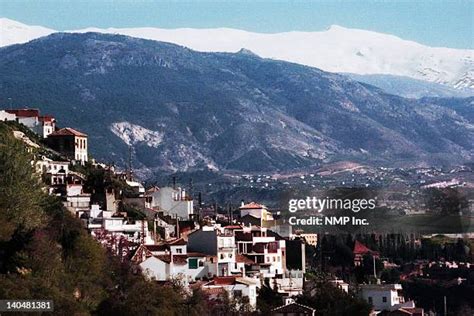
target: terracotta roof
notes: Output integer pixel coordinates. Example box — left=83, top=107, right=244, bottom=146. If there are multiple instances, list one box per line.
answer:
left=6, top=109, right=39, bottom=117
left=49, top=127, right=87, bottom=137
left=209, top=276, right=237, bottom=286
left=145, top=244, right=169, bottom=252
left=155, top=254, right=188, bottom=265
left=224, top=225, right=242, bottom=229
left=353, top=240, right=379, bottom=255
left=240, top=202, right=266, bottom=209
left=236, top=254, right=255, bottom=265
left=39, top=115, right=55, bottom=122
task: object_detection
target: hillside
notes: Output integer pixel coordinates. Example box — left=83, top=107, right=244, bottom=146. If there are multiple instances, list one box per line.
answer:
left=0, top=32, right=473, bottom=177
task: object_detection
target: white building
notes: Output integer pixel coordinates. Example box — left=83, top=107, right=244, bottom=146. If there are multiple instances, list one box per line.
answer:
left=0, top=110, right=16, bottom=121
left=202, top=276, right=259, bottom=310
left=89, top=208, right=154, bottom=245
left=360, top=284, right=416, bottom=312
left=4, top=109, right=56, bottom=138
left=35, top=156, right=69, bottom=185
left=239, top=202, right=274, bottom=221
left=132, top=239, right=209, bottom=284
left=47, top=128, right=88, bottom=164
left=235, top=226, right=286, bottom=277
left=145, top=186, right=194, bottom=219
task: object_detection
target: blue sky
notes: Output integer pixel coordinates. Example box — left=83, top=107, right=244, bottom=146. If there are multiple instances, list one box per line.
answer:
left=1, top=0, right=473, bottom=49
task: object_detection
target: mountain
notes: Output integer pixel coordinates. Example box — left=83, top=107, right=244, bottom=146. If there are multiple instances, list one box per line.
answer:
left=347, top=74, right=474, bottom=99
left=0, top=33, right=472, bottom=178
left=0, top=18, right=55, bottom=47
left=1, top=18, right=472, bottom=91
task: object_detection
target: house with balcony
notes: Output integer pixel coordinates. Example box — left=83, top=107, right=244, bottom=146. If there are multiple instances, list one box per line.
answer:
left=360, top=284, right=419, bottom=313
left=131, top=238, right=209, bottom=283
left=188, top=225, right=247, bottom=277
left=234, top=225, right=286, bottom=278
left=145, top=186, right=194, bottom=220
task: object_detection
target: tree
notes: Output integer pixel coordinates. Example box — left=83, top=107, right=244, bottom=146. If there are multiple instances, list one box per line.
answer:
left=0, top=134, right=45, bottom=241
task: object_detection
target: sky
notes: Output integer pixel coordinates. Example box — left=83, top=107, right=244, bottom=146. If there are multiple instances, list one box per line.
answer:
left=1, top=0, right=473, bottom=49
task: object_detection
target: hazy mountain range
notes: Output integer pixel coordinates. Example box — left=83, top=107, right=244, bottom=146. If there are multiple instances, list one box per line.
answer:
left=1, top=18, right=473, bottom=97
left=0, top=32, right=472, bottom=178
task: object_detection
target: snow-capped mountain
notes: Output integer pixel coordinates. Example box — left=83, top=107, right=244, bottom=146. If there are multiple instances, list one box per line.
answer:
left=1, top=18, right=473, bottom=90
left=0, top=18, right=55, bottom=47
left=71, top=26, right=474, bottom=90
left=1, top=33, right=472, bottom=175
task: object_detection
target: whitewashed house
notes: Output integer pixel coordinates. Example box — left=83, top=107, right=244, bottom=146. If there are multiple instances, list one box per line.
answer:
left=132, top=239, right=209, bottom=283
left=145, top=186, right=194, bottom=219
left=360, top=284, right=417, bottom=312
left=0, top=110, right=16, bottom=121
left=202, top=276, right=259, bottom=310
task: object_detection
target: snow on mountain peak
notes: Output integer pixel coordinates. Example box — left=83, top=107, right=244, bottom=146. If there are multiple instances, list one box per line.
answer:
left=0, top=18, right=55, bottom=46
left=1, top=18, right=473, bottom=90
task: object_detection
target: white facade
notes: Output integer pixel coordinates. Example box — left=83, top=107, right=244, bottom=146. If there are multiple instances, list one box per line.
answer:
left=360, top=284, right=408, bottom=311
left=74, top=136, right=88, bottom=163
left=235, top=226, right=286, bottom=277
left=0, top=110, right=16, bottom=121
left=217, top=234, right=238, bottom=276
left=239, top=202, right=274, bottom=220
left=146, top=187, right=194, bottom=219
left=203, top=277, right=258, bottom=310
left=35, top=157, right=69, bottom=185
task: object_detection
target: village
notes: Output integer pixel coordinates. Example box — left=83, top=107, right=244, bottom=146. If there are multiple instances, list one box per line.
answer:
left=1, top=108, right=473, bottom=315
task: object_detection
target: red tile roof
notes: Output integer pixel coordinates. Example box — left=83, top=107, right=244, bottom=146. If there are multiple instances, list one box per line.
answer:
left=210, top=276, right=237, bottom=285
left=353, top=240, right=379, bottom=255
left=6, top=109, right=39, bottom=117
left=224, top=225, right=242, bottom=229
left=39, top=115, right=55, bottom=122
left=236, top=254, right=255, bottom=265
left=155, top=254, right=188, bottom=265
left=240, top=202, right=266, bottom=209
left=49, top=127, right=87, bottom=137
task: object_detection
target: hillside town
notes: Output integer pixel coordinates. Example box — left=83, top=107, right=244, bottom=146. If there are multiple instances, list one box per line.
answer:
left=1, top=107, right=473, bottom=315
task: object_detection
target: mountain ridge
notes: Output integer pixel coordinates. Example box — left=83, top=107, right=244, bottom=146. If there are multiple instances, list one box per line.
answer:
left=1, top=18, right=472, bottom=91
left=0, top=32, right=472, bottom=178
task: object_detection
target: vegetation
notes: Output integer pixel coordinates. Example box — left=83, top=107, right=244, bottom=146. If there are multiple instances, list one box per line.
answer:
left=0, top=124, right=186, bottom=314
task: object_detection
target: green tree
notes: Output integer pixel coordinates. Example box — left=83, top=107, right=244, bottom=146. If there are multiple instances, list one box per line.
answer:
left=0, top=134, right=45, bottom=241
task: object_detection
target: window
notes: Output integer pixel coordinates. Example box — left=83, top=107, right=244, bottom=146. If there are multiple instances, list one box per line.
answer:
left=176, top=248, right=182, bottom=254
left=382, top=297, right=387, bottom=303
left=220, top=254, right=224, bottom=259
left=234, top=290, right=242, bottom=298
left=188, top=258, right=198, bottom=269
